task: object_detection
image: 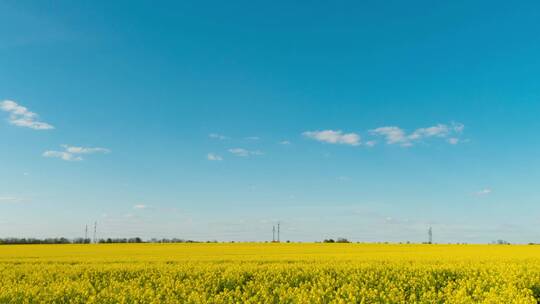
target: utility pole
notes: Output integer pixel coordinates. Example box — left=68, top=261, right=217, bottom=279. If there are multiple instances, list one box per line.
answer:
left=93, top=221, right=97, bottom=244
left=272, top=225, right=275, bottom=242
left=428, top=226, right=432, bottom=244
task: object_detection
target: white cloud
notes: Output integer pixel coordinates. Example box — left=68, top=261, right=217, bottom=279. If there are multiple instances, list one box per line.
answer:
left=43, top=150, right=83, bottom=161
left=279, top=140, right=291, bottom=145
left=209, top=133, right=228, bottom=140
left=409, top=124, right=450, bottom=139
left=302, top=130, right=360, bottom=146
left=43, top=145, right=110, bottom=161
left=133, top=204, right=147, bottom=209
left=228, top=148, right=263, bottom=157
left=369, top=127, right=408, bottom=145
left=245, top=136, right=260, bottom=140
left=475, top=189, right=492, bottom=196
left=0, top=100, right=54, bottom=130
left=370, top=123, right=465, bottom=147
left=207, top=153, right=223, bottom=161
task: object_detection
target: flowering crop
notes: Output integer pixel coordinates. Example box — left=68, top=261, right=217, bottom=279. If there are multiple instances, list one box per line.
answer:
left=1, top=243, right=540, bottom=303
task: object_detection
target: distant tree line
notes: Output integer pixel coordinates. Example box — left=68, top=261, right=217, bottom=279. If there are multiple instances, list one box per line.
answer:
left=0, top=238, right=78, bottom=245
left=323, top=238, right=351, bottom=243
left=0, top=237, right=203, bottom=245
left=0, top=238, right=531, bottom=245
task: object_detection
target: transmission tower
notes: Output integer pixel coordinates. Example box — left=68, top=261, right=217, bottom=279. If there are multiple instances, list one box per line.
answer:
left=428, top=226, right=432, bottom=244
left=272, top=225, right=276, bottom=242
left=85, top=224, right=88, bottom=242
left=277, top=222, right=280, bottom=242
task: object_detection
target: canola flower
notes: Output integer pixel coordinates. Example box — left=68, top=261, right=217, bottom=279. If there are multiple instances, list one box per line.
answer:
left=1, top=243, right=540, bottom=303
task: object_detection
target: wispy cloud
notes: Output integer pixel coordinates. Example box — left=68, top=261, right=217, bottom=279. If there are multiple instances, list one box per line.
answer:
left=409, top=124, right=452, bottom=139
left=279, top=140, right=291, bottom=145
left=370, top=123, right=464, bottom=147
left=62, top=145, right=110, bottom=154
left=0, top=100, right=54, bottom=130
left=207, top=153, right=223, bottom=161
left=43, top=151, right=83, bottom=161
left=245, top=136, right=260, bottom=140
left=43, top=145, right=110, bottom=161
left=302, top=130, right=360, bottom=146
left=228, top=148, right=263, bottom=157
left=209, top=133, right=228, bottom=140
left=133, top=204, right=147, bottom=209
left=475, top=188, right=492, bottom=196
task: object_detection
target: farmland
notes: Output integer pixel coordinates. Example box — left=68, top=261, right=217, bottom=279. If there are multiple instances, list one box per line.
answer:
left=1, top=243, right=540, bottom=303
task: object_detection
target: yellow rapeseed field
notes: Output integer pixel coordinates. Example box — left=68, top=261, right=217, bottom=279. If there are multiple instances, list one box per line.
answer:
left=2, top=243, right=540, bottom=303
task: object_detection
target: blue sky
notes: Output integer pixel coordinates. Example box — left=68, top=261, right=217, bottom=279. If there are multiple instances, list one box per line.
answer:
left=1, top=1, right=540, bottom=243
